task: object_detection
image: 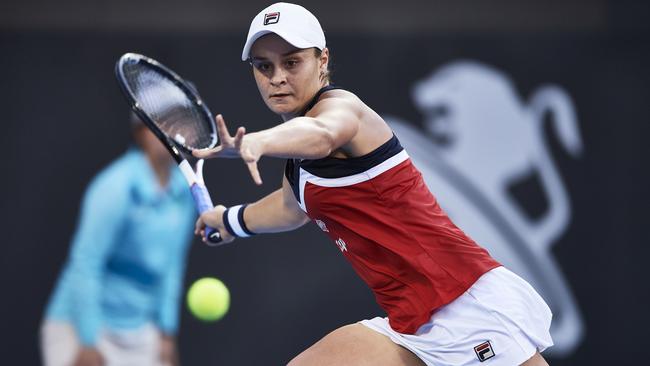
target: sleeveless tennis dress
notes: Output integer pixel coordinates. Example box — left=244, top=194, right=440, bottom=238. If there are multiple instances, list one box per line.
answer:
left=286, top=86, right=553, bottom=365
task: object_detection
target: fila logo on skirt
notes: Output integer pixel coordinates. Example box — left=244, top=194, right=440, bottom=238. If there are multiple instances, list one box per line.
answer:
left=474, top=341, right=495, bottom=362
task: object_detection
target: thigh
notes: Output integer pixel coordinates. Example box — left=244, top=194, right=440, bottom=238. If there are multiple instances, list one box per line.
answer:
left=288, top=324, right=425, bottom=366
left=520, top=352, right=549, bottom=366
left=40, top=320, right=80, bottom=366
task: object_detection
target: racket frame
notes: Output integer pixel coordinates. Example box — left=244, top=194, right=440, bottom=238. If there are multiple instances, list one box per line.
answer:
left=115, top=53, right=222, bottom=244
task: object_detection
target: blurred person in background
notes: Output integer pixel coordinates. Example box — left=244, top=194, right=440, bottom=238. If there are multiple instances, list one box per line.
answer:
left=40, top=112, right=196, bottom=366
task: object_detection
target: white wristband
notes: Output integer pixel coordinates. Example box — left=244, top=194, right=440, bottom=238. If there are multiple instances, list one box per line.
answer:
left=222, top=204, right=255, bottom=238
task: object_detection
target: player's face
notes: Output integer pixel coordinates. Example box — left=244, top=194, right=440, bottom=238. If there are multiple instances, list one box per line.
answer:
left=250, top=34, right=328, bottom=120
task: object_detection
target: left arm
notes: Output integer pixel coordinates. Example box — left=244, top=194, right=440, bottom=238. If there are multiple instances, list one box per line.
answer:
left=155, top=252, right=185, bottom=365
left=155, top=240, right=189, bottom=336
left=250, top=98, right=360, bottom=159
left=194, top=98, right=360, bottom=184
left=154, top=206, right=194, bottom=365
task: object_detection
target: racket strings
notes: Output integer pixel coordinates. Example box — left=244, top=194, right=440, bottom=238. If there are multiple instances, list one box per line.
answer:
left=122, top=62, right=215, bottom=150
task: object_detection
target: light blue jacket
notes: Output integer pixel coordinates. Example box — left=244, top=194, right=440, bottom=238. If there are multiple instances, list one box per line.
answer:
left=45, top=148, right=195, bottom=345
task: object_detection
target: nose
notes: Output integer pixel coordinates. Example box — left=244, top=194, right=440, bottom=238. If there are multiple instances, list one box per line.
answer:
left=270, top=66, right=287, bottom=87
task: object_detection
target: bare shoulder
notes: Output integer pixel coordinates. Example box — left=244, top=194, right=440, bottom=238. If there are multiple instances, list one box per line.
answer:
left=305, top=88, right=393, bottom=157
left=321, top=88, right=360, bottom=101
left=306, top=89, right=364, bottom=117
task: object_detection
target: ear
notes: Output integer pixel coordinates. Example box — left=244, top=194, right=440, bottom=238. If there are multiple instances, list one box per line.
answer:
left=320, top=47, right=330, bottom=72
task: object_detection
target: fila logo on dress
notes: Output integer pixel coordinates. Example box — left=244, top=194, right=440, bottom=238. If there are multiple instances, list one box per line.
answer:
left=315, top=219, right=329, bottom=232
left=335, top=238, right=348, bottom=252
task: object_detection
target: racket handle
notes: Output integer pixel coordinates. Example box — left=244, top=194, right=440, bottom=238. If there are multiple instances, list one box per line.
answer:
left=190, top=183, right=223, bottom=245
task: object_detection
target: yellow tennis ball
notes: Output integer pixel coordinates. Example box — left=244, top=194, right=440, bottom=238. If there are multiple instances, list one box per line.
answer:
left=186, top=277, right=230, bottom=322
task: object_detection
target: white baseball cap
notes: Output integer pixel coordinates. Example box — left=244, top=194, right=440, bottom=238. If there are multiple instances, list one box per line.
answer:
left=241, top=2, right=326, bottom=61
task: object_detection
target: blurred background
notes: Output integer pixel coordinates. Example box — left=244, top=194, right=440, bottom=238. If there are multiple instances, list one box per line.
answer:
left=2, top=0, right=649, bottom=364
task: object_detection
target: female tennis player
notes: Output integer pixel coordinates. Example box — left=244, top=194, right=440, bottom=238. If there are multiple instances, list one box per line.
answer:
left=194, top=3, right=553, bottom=365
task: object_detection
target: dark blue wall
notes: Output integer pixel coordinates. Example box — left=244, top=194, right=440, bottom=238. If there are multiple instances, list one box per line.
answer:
left=1, top=29, right=649, bottom=365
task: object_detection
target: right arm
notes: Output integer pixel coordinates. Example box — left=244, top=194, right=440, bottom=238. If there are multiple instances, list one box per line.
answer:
left=65, top=172, right=129, bottom=365
left=245, top=176, right=311, bottom=233
left=195, top=176, right=310, bottom=243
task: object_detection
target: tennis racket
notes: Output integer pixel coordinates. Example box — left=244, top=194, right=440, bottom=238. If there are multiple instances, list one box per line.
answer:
left=115, top=52, right=222, bottom=245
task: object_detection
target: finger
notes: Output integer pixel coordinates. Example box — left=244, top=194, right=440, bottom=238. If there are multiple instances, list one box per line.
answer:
left=247, top=161, right=263, bottom=185
left=233, top=126, right=246, bottom=149
left=216, top=114, right=233, bottom=143
left=194, top=217, right=205, bottom=235
left=193, top=145, right=223, bottom=159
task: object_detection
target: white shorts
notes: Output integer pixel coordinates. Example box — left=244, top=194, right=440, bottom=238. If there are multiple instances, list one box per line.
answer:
left=360, top=266, right=553, bottom=366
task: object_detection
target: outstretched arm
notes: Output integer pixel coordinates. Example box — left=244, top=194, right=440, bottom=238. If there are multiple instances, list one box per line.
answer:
left=195, top=176, right=310, bottom=244
left=193, top=97, right=360, bottom=184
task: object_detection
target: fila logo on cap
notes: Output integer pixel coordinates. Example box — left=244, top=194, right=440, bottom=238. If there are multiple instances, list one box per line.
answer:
left=474, top=341, right=495, bottom=362
left=264, top=12, right=280, bottom=25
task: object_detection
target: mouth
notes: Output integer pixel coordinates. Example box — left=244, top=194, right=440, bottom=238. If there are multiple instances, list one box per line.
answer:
left=270, top=92, right=292, bottom=98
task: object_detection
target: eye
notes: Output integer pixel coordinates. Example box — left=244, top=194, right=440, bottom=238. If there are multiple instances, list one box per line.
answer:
left=252, top=60, right=272, bottom=72
left=285, top=59, right=300, bottom=69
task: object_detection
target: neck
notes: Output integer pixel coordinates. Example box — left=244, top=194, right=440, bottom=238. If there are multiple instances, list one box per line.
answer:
left=280, top=112, right=294, bottom=122
left=144, top=151, right=171, bottom=187
left=282, top=82, right=330, bottom=121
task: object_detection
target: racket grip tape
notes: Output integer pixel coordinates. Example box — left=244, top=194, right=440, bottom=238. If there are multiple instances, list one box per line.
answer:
left=190, top=183, right=222, bottom=245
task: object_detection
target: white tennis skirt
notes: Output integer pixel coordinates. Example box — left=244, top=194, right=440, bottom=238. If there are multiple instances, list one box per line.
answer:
left=360, top=266, right=553, bottom=366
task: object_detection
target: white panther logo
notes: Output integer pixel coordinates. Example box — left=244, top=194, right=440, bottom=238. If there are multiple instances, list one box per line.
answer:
left=385, top=61, right=584, bottom=357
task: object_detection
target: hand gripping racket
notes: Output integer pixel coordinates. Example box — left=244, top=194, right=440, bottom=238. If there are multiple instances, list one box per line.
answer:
left=115, top=53, right=222, bottom=244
